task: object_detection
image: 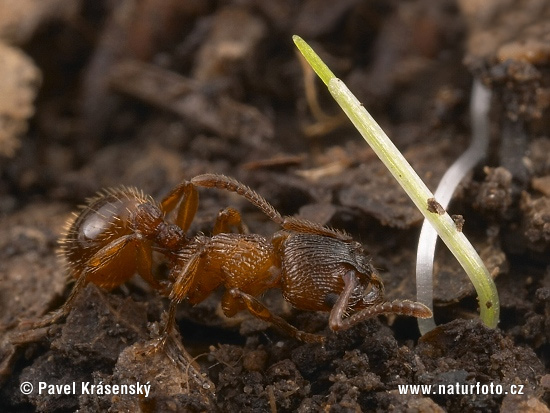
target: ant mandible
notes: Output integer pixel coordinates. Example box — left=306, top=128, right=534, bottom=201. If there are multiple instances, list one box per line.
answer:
left=28, top=174, right=431, bottom=344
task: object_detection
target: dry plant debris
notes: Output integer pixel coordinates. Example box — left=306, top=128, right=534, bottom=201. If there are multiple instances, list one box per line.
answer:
left=0, top=0, right=80, bottom=157
left=0, top=42, right=40, bottom=157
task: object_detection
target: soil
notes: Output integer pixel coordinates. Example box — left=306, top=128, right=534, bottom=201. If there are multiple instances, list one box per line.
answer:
left=1, top=1, right=549, bottom=412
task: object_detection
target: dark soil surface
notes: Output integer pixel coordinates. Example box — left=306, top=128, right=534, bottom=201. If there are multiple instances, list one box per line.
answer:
left=1, top=1, right=549, bottom=412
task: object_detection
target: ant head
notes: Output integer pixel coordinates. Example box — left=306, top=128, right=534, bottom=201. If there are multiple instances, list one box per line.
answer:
left=281, top=232, right=384, bottom=310
left=346, top=241, right=372, bottom=274
left=343, top=241, right=385, bottom=309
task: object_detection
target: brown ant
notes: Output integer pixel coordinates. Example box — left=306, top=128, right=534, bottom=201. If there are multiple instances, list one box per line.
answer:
left=26, top=174, right=431, bottom=344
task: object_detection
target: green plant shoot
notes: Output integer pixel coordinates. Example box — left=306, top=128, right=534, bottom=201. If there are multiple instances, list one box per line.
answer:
left=293, top=35, right=499, bottom=329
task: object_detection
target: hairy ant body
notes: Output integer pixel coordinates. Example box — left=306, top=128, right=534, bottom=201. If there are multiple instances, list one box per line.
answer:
left=29, top=174, right=431, bottom=344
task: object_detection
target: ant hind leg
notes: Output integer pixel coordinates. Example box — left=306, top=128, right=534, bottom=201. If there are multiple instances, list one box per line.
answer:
left=191, top=174, right=284, bottom=225
left=20, top=272, right=89, bottom=330
left=148, top=251, right=203, bottom=353
left=160, top=181, right=199, bottom=232
left=191, top=174, right=353, bottom=241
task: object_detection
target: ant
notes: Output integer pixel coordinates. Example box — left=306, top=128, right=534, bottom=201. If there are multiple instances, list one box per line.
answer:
left=25, top=174, right=431, bottom=344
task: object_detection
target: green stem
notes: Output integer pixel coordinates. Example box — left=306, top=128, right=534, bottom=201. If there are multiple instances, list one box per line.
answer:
left=293, top=35, right=335, bottom=86
left=293, top=35, right=499, bottom=328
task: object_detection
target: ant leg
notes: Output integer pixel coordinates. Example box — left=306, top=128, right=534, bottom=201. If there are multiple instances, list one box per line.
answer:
left=22, top=235, right=133, bottom=329
left=87, top=234, right=165, bottom=291
left=191, top=174, right=284, bottom=225
left=25, top=236, right=162, bottom=329
left=191, top=174, right=352, bottom=241
left=136, top=241, right=170, bottom=295
left=228, top=288, right=325, bottom=343
left=160, top=181, right=199, bottom=232
left=149, top=300, right=178, bottom=352
left=213, top=207, right=246, bottom=235
left=329, top=271, right=432, bottom=331
left=169, top=249, right=202, bottom=303
left=21, top=272, right=90, bottom=329
left=92, top=234, right=168, bottom=294
left=151, top=250, right=203, bottom=351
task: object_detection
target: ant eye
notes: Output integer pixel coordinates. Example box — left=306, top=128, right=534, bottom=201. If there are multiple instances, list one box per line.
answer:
left=324, top=293, right=339, bottom=308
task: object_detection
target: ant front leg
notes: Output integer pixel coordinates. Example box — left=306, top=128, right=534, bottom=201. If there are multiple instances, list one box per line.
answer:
left=160, top=181, right=199, bottom=232
left=228, top=288, right=325, bottom=344
left=329, top=271, right=432, bottom=331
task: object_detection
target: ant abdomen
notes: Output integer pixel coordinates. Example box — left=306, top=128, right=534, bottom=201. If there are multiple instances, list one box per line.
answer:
left=60, top=187, right=154, bottom=289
